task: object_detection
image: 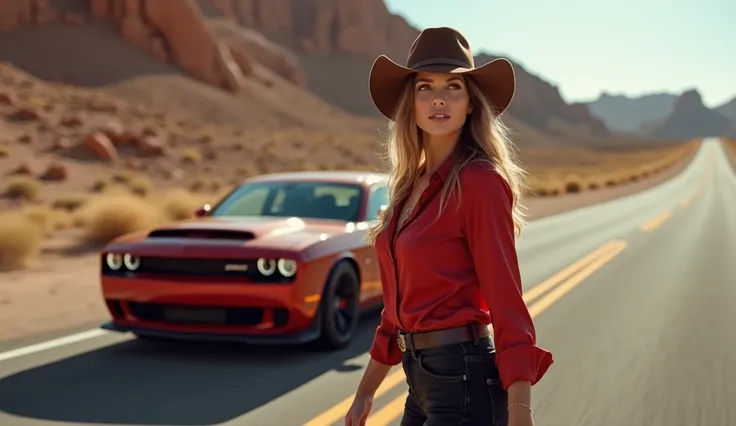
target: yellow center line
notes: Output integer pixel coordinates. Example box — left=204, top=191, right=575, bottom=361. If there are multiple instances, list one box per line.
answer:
left=368, top=391, right=409, bottom=426
left=304, top=240, right=628, bottom=426
left=523, top=241, right=621, bottom=306
left=639, top=210, right=673, bottom=232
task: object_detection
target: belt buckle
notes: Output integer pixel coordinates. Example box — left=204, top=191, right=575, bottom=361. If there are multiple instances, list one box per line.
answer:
left=397, top=333, right=407, bottom=352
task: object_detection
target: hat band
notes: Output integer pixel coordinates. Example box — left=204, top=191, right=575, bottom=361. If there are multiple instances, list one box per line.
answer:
left=409, top=57, right=473, bottom=70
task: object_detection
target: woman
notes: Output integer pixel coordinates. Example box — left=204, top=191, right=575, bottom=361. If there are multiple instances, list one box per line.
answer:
left=345, top=27, right=553, bottom=426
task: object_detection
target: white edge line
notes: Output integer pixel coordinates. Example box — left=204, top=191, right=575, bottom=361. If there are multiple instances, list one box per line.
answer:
left=0, top=329, right=109, bottom=363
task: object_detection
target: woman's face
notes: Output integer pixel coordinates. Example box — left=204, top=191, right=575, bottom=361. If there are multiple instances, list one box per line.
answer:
left=413, top=72, right=473, bottom=138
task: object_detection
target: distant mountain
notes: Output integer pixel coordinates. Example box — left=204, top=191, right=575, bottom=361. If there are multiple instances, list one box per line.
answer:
left=715, top=97, right=736, bottom=121
left=639, top=89, right=733, bottom=139
left=474, top=54, right=609, bottom=139
left=585, top=92, right=678, bottom=132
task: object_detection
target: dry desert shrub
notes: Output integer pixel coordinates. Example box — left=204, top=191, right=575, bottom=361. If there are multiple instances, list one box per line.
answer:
left=158, top=188, right=214, bottom=221
left=51, top=194, right=88, bottom=212
left=2, top=176, right=43, bottom=201
left=181, top=149, right=201, bottom=164
left=78, top=194, right=166, bottom=244
left=524, top=139, right=699, bottom=196
left=0, top=212, right=44, bottom=270
left=17, top=205, right=72, bottom=234
left=128, top=176, right=153, bottom=196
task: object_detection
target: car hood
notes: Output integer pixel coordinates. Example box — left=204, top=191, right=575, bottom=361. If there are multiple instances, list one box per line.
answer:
left=107, top=216, right=358, bottom=253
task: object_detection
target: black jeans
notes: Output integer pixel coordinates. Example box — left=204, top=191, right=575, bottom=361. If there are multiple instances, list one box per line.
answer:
left=399, top=336, right=508, bottom=426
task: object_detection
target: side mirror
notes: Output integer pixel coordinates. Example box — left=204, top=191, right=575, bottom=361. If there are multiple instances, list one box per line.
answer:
left=195, top=204, right=211, bottom=217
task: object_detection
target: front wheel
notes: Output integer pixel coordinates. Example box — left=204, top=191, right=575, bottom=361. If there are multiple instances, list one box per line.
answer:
left=313, top=261, right=360, bottom=350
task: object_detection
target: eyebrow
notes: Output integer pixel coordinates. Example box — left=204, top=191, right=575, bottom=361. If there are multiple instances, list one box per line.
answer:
left=415, top=77, right=463, bottom=84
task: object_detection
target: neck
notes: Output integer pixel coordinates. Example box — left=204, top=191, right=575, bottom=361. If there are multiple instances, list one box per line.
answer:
left=422, top=130, right=460, bottom=175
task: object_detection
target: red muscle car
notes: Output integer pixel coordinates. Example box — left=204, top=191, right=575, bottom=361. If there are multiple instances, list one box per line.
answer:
left=99, top=170, right=390, bottom=350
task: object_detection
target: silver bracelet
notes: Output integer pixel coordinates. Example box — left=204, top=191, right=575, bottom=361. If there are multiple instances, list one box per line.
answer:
left=507, top=402, right=533, bottom=413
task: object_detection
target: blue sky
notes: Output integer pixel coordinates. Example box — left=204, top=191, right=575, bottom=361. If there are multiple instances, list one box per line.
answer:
left=384, top=0, right=735, bottom=108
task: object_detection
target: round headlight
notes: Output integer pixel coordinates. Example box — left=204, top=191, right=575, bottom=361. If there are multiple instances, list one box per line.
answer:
left=123, top=253, right=140, bottom=271
left=257, top=258, right=276, bottom=275
left=277, top=258, right=297, bottom=277
left=106, top=253, right=123, bottom=270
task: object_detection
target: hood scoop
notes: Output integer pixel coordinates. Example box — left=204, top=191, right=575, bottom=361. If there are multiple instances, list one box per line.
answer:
left=147, top=229, right=256, bottom=241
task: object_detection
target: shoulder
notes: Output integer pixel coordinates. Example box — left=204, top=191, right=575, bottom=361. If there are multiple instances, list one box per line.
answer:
left=458, top=159, right=512, bottom=202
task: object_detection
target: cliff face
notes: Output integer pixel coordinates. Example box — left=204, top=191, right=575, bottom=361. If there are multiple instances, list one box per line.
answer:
left=0, top=0, right=610, bottom=140
left=208, top=0, right=608, bottom=135
left=641, top=90, right=734, bottom=139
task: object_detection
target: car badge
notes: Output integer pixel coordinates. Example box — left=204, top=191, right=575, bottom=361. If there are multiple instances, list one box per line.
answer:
left=224, top=264, right=248, bottom=271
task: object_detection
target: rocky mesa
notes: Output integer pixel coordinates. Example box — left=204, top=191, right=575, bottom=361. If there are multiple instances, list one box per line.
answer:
left=640, top=89, right=734, bottom=140
left=0, top=0, right=624, bottom=148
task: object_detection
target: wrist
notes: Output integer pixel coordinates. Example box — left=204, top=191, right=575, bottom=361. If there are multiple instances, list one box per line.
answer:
left=355, top=391, right=375, bottom=400
left=508, top=402, right=532, bottom=412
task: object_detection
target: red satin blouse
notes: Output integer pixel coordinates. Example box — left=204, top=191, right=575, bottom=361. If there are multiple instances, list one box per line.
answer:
left=368, top=154, right=553, bottom=390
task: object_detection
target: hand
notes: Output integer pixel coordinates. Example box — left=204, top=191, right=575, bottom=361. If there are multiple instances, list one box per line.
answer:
left=344, top=395, right=374, bottom=426
left=508, top=403, right=534, bottom=426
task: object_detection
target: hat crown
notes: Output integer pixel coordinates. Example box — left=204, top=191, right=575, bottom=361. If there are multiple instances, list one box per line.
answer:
left=405, top=27, right=475, bottom=70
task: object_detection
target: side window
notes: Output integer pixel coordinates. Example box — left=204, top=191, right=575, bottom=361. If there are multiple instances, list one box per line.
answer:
left=366, top=184, right=389, bottom=221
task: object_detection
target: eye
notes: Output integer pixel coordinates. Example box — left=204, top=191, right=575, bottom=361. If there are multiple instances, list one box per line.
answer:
left=447, top=83, right=462, bottom=90
left=416, top=83, right=431, bottom=91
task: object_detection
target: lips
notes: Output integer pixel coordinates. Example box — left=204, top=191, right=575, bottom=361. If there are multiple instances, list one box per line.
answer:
left=429, top=113, right=450, bottom=121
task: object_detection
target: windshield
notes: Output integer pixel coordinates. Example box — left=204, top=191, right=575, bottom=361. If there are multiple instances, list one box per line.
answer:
left=211, top=180, right=364, bottom=222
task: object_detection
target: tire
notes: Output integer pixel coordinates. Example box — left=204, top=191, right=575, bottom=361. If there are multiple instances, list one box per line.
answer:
left=313, top=261, right=361, bottom=351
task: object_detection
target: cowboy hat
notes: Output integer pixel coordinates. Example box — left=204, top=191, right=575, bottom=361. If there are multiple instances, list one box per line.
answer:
left=368, top=26, right=515, bottom=120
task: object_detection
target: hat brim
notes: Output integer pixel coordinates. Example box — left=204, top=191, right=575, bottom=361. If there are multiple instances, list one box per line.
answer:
left=368, top=55, right=516, bottom=121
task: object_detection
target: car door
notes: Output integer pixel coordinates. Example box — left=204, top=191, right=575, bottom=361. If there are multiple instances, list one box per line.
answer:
left=359, top=182, right=389, bottom=303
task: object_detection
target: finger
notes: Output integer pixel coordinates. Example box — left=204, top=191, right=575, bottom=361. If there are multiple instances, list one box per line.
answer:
left=360, top=411, right=370, bottom=426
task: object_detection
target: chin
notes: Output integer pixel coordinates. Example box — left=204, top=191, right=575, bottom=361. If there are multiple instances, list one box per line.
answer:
left=419, top=123, right=464, bottom=137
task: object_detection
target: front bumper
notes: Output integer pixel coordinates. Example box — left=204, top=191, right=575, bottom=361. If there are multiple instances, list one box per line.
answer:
left=100, top=274, right=323, bottom=342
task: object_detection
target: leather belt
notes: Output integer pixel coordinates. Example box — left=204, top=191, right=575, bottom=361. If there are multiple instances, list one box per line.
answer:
left=397, top=322, right=491, bottom=353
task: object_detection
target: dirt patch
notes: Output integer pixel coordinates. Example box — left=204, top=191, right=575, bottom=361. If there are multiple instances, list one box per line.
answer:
left=0, top=230, right=107, bottom=342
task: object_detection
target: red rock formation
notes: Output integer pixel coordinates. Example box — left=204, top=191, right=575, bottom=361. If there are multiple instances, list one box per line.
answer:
left=0, top=0, right=57, bottom=30
left=89, top=0, right=247, bottom=93
left=213, top=0, right=607, bottom=134
left=0, top=0, right=609, bottom=138
left=210, top=0, right=418, bottom=59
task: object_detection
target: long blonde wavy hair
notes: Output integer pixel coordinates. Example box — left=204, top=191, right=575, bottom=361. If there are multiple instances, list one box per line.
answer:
left=365, top=74, right=528, bottom=245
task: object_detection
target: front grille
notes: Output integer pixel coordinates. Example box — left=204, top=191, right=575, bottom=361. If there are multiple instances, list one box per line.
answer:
left=139, top=257, right=256, bottom=278
left=128, top=302, right=264, bottom=326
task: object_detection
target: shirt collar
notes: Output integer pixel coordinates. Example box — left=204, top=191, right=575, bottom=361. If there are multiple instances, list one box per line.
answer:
left=422, top=147, right=460, bottom=184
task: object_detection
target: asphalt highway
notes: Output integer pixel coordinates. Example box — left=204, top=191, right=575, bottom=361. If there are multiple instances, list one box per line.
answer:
left=0, top=137, right=733, bottom=426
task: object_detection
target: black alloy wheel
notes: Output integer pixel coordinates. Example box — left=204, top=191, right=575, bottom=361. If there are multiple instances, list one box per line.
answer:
left=314, top=261, right=360, bottom=350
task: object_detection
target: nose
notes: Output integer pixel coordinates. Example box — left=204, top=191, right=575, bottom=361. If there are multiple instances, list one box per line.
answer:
left=432, top=98, right=446, bottom=108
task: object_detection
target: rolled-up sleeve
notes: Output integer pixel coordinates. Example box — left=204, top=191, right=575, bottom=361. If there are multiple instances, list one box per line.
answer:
left=368, top=308, right=403, bottom=366
left=462, top=162, right=553, bottom=390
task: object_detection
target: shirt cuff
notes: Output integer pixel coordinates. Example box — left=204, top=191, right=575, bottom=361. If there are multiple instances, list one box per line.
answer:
left=496, top=343, right=554, bottom=390
left=369, top=327, right=403, bottom=366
